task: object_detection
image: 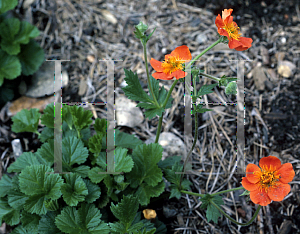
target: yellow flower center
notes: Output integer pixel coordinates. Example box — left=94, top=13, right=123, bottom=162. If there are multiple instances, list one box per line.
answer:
left=161, top=56, right=184, bottom=75
left=254, top=165, right=280, bottom=192
left=224, top=22, right=241, bottom=40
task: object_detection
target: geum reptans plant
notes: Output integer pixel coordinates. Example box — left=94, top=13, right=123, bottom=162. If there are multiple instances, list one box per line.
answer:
left=0, top=7, right=296, bottom=234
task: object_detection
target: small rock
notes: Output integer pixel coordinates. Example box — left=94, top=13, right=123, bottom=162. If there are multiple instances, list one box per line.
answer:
left=163, top=206, right=177, bottom=218
left=8, top=96, right=56, bottom=116
left=115, top=96, right=144, bottom=128
left=87, top=55, right=95, bottom=63
left=145, top=132, right=185, bottom=160
left=278, top=60, right=296, bottom=78
left=260, top=46, right=269, bottom=65
left=196, top=33, right=207, bottom=44
left=252, top=63, right=267, bottom=91
left=25, top=62, right=69, bottom=98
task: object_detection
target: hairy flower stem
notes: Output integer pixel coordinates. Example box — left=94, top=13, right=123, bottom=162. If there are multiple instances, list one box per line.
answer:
left=143, top=43, right=159, bottom=108
left=211, top=200, right=262, bottom=226
left=185, top=37, right=222, bottom=70
left=180, top=186, right=245, bottom=198
left=199, top=72, right=220, bottom=82
left=155, top=79, right=179, bottom=143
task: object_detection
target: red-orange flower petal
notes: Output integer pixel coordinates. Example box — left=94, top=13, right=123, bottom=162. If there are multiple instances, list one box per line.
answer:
left=241, top=177, right=259, bottom=191
left=250, top=189, right=272, bottom=206
left=215, top=15, right=225, bottom=28
left=150, top=58, right=163, bottom=72
left=152, top=72, right=173, bottom=80
left=170, top=45, right=192, bottom=61
left=259, top=156, right=282, bottom=171
left=267, top=183, right=290, bottom=201
left=171, top=70, right=187, bottom=79
left=278, top=163, right=295, bottom=183
left=222, top=9, right=233, bottom=21
left=245, top=163, right=260, bottom=183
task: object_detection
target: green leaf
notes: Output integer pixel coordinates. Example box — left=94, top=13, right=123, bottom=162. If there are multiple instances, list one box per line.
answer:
left=146, top=27, right=156, bottom=43
left=41, top=102, right=54, bottom=128
left=200, top=194, right=224, bottom=223
left=126, top=143, right=163, bottom=188
left=0, top=19, right=40, bottom=55
left=61, top=173, right=88, bottom=206
left=62, top=136, right=89, bottom=167
left=7, top=152, right=44, bottom=173
left=0, top=49, right=21, bottom=84
left=115, top=129, right=143, bottom=149
left=0, top=174, right=12, bottom=197
left=88, top=167, right=108, bottom=184
left=38, top=211, right=64, bottom=234
left=36, top=139, right=54, bottom=165
left=0, top=0, right=18, bottom=14
left=191, top=104, right=213, bottom=114
left=55, top=203, right=110, bottom=234
left=148, top=75, right=159, bottom=100
left=89, top=134, right=103, bottom=154
left=135, top=180, right=165, bottom=206
left=62, top=104, right=73, bottom=129
left=158, top=155, right=181, bottom=170
left=20, top=210, right=41, bottom=232
left=144, top=107, right=165, bottom=120
left=110, top=194, right=139, bottom=228
left=11, top=108, right=40, bottom=134
left=19, top=165, right=63, bottom=198
left=196, top=83, right=218, bottom=98
left=72, top=165, right=90, bottom=179
left=44, top=199, right=59, bottom=211
left=7, top=189, right=29, bottom=210
left=122, top=69, right=152, bottom=103
left=83, top=179, right=101, bottom=203
left=18, top=39, right=44, bottom=76
left=94, top=118, right=107, bottom=135
left=38, top=126, right=54, bottom=143
left=69, top=105, right=93, bottom=132
left=164, top=161, right=192, bottom=199
left=225, top=81, right=237, bottom=95
left=114, top=147, right=134, bottom=173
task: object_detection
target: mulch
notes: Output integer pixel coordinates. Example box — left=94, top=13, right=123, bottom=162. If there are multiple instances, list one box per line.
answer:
left=0, top=0, right=300, bottom=233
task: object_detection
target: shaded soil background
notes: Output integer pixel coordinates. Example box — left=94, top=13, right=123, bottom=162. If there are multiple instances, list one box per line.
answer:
left=0, top=0, right=300, bottom=233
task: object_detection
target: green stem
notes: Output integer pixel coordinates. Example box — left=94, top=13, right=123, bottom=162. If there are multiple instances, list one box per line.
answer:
left=211, top=186, right=244, bottom=196
left=155, top=79, right=179, bottom=143
left=180, top=190, right=205, bottom=198
left=211, top=200, right=261, bottom=226
left=143, top=43, right=159, bottom=107
left=186, top=38, right=222, bottom=70
left=155, top=115, right=163, bottom=143
left=199, top=72, right=221, bottom=82
left=162, top=79, right=179, bottom=108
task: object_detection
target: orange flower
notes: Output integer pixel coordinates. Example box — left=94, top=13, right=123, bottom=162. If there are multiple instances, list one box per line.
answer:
left=215, top=9, right=253, bottom=51
left=242, top=156, right=295, bottom=206
left=150, top=45, right=192, bottom=80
